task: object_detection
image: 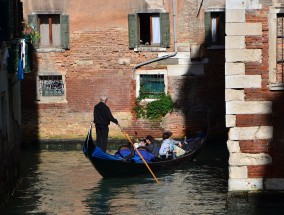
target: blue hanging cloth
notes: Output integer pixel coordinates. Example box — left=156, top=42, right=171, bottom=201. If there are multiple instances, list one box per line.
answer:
left=17, top=59, right=24, bottom=80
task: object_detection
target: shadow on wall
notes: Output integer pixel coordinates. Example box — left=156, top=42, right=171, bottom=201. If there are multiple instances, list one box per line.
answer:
left=21, top=44, right=39, bottom=145
left=175, top=48, right=227, bottom=140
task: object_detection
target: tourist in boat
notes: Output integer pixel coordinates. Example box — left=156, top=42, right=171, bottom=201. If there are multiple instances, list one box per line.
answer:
left=159, top=131, right=182, bottom=159
left=93, top=95, right=119, bottom=152
left=159, top=132, right=175, bottom=159
left=165, top=131, right=182, bottom=148
left=144, top=135, right=159, bottom=157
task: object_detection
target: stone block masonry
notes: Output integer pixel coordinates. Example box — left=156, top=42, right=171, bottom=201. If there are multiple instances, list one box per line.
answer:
left=226, top=0, right=284, bottom=191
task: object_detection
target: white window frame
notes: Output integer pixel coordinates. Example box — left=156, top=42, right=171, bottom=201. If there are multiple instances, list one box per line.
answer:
left=269, top=6, right=284, bottom=90
left=134, top=69, right=168, bottom=102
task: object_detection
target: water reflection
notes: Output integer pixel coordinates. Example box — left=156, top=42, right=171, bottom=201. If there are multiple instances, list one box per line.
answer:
left=84, top=165, right=228, bottom=215
left=0, top=143, right=229, bottom=215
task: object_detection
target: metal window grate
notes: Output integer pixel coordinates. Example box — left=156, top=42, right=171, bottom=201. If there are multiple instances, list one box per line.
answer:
left=140, top=74, right=164, bottom=98
left=39, top=75, right=64, bottom=96
left=277, top=14, right=284, bottom=82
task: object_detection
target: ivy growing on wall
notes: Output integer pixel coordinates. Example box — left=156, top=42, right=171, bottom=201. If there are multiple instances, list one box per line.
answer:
left=133, top=93, right=174, bottom=119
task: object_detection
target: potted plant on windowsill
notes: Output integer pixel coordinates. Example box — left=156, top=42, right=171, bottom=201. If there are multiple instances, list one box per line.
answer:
left=22, top=22, right=40, bottom=45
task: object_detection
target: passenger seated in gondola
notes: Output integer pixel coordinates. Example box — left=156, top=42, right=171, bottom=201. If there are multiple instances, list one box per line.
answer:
left=114, top=142, right=135, bottom=161
left=159, top=131, right=183, bottom=159
left=144, top=135, right=159, bottom=157
left=114, top=140, right=156, bottom=162
left=166, top=131, right=185, bottom=157
left=134, top=139, right=146, bottom=148
left=165, top=131, right=182, bottom=148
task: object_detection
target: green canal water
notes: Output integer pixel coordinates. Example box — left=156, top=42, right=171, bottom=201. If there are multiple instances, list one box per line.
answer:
left=0, top=141, right=283, bottom=214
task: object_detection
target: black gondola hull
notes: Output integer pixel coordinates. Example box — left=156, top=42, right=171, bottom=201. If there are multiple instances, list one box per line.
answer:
left=83, top=125, right=206, bottom=178
left=89, top=146, right=202, bottom=178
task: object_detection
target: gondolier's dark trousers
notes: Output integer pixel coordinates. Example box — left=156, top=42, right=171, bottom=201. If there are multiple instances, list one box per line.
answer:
left=95, top=124, right=109, bottom=152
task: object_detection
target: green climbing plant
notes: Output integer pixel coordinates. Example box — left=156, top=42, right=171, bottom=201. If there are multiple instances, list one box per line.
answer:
left=134, top=93, right=174, bottom=120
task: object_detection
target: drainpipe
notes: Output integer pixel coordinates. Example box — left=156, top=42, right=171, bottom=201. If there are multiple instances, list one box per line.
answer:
left=132, top=0, right=177, bottom=73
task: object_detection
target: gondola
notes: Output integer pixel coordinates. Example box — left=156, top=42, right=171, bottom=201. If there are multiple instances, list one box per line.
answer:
left=83, top=123, right=206, bottom=178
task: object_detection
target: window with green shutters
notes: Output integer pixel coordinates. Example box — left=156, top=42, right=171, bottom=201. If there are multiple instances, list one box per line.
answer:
left=128, top=13, right=170, bottom=49
left=28, top=14, right=69, bottom=49
left=204, top=11, right=225, bottom=47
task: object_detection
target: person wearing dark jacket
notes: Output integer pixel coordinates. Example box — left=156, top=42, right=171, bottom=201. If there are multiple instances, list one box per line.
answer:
left=144, top=135, right=159, bottom=157
left=93, top=95, right=118, bottom=152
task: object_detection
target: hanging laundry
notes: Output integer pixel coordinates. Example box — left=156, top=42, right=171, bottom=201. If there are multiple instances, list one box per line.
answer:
left=20, top=39, right=26, bottom=70
left=17, top=59, right=24, bottom=80
left=1, top=46, right=9, bottom=66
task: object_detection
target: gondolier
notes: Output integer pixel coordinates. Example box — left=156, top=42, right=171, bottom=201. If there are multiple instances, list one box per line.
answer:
left=93, top=95, right=119, bottom=152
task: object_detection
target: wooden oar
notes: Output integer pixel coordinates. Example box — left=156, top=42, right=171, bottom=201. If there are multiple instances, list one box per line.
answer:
left=118, top=124, right=160, bottom=184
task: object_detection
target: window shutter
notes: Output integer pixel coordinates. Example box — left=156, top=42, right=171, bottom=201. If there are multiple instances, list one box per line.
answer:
left=219, top=12, right=225, bottom=45
left=160, top=13, right=170, bottom=48
left=204, top=12, right=211, bottom=46
left=60, top=15, right=70, bottom=49
left=128, top=13, right=138, bottom=48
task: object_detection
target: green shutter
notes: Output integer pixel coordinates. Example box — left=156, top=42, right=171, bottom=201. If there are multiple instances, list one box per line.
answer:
left=128, top=13, right=138, bottom=48
left=160, top=13, right=170, bottom=48
left=204, top=12, right=211, bottom=46
left=219, top=12, right=225, bottom=45
left=60, top=15, right=70, bottom=49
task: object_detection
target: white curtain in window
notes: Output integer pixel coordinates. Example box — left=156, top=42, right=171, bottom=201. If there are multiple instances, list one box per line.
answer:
left=211, top=17, right=217, bottom=43
left=152, top=15, right=160, bottom=44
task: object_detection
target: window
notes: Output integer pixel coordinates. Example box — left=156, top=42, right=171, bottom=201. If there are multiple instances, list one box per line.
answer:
left=38, top=15, right=61, bottom=47
left=135, top=70, right=167, bottom=99
left=269, top=7, right=284, bottom=90
left=37, top=74, right=66, bottom=102
left=276, top=14, right=284, bottom=83
left=128, top=12, right=170, bottom=49
left=140, top=74, right=165, bottom=98
left=28, top=14, right=69, bottom=49
left=205, top=11, right=225, bottom=47
left=139, top=13, right=161, bottom=46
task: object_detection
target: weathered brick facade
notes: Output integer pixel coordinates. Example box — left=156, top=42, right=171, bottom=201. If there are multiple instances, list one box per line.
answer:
left=21, top=0, right=226, bottom=142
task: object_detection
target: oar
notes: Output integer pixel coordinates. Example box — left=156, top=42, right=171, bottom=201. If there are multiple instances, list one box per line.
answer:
left=118, top=124, right=160, bottom=184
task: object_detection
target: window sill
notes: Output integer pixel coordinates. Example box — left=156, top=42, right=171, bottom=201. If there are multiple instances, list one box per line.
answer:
left=269, top=83, right=284, bottom=91
left=35, top=99, right=68, bottom=104
left=134, top=47, right=166, bottom=52
left=36, top=48, right=65, bottom=53
left=137, top=99, right=158, bottom=106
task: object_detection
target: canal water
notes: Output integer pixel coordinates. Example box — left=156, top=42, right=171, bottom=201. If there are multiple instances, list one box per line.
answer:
left=1, top=140, right=281, bottom=214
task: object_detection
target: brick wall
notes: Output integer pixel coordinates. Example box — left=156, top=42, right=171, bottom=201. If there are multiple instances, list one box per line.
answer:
left=21, top=0, right=226, bottom=142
